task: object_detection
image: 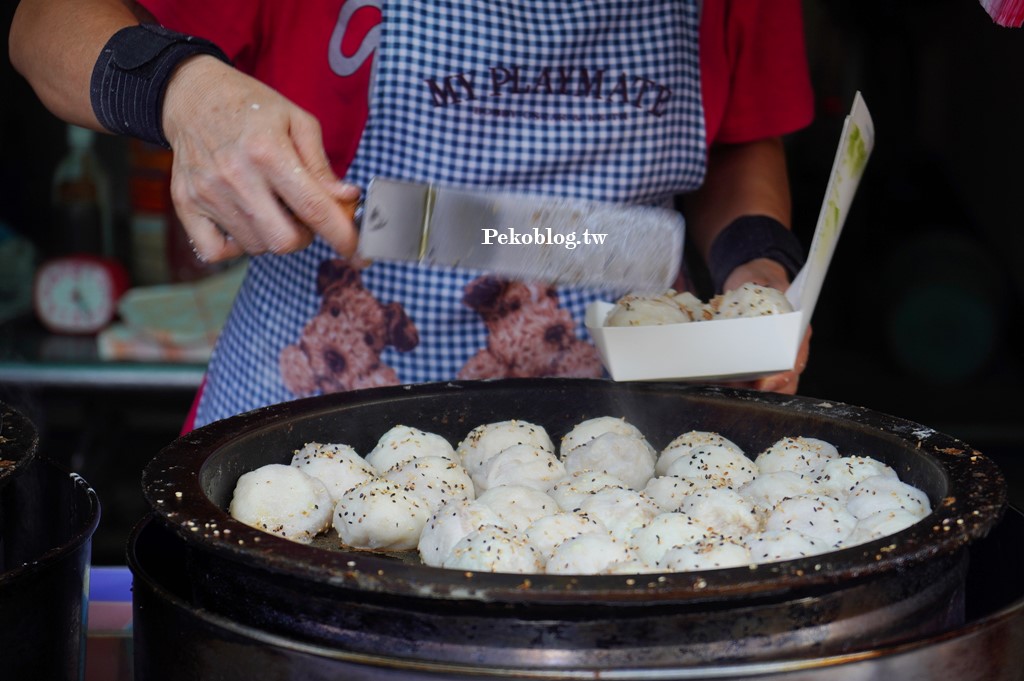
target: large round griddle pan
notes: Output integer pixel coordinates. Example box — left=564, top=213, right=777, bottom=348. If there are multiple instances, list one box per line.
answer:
left=140, top=380, right=1007, bottom=666
left=145, top=380, right=1004, bottom=604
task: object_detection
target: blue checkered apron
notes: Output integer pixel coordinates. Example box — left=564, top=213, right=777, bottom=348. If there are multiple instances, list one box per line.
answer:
left=194, top=0, right=706, bottom=427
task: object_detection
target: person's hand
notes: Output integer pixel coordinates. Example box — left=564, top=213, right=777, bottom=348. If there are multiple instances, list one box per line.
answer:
left=719, top=257, right=789, bottom=295
left=719, top=257, right=810, bottom=395
left=750, top=325, right=810, bottom=395
left=161, top=55, right=360, bottom=263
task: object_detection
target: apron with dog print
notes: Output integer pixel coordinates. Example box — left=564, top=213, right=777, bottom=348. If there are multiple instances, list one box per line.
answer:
left=194, top=0, right=707, bottom=427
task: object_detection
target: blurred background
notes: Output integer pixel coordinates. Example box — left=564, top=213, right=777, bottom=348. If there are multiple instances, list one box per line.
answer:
left=1, top=0, right=1022, bottom=564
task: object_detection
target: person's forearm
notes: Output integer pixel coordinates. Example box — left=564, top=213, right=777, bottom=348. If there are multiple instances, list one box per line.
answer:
left=681, top=137, right=793, bottom=264
left=9, top=0, right=150, bottom=130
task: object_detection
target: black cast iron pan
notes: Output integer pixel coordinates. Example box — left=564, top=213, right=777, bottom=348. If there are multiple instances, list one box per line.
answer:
left=143, top=379, right=1006, bottom=607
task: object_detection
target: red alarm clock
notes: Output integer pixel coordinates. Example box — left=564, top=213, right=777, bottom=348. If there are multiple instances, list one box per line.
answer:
left=32, top=254, right=130, bottom=334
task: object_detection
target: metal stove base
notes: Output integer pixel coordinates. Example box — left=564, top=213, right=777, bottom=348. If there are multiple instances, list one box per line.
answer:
left=130, top=507, right=1024, bottom=681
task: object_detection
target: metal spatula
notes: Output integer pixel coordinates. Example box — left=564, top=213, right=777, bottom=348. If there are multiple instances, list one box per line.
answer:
left=350, top=177, right=684, bottom=291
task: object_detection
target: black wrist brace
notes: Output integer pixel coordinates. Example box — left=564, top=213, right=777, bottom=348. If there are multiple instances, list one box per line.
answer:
left=707, top=215, right=805, bottom=294
left=90, top=24, right=229, bottom=147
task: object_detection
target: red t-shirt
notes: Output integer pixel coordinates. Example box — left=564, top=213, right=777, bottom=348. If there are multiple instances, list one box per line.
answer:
left=700, top=0, right=814, bottom=145
left=141, top=0, right=813, bottom=176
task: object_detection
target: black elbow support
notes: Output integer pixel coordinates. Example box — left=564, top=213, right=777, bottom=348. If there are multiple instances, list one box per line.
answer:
left=707, top=215, right=806, bottom=294
left=90, top=23, right=229, bottom=147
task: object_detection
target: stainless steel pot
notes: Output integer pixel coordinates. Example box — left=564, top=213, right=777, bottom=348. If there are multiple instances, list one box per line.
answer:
left=0, top=403, right=100, bottom=681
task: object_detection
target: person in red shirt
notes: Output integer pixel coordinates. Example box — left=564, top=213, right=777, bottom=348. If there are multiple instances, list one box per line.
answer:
left=11, top=1, right=814, bottom=429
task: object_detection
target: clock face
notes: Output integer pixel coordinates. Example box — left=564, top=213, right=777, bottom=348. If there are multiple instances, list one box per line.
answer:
left=33, top=257, right=125, bottom=334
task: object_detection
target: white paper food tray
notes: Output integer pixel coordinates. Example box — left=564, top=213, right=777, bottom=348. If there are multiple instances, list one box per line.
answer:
left=586, top=92, right=875, bottom=382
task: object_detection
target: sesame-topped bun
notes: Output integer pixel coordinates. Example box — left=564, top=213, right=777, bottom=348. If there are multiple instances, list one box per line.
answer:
left=229, top=463, right=333, bottom=544
left=709, top=282, right=794, bottom=319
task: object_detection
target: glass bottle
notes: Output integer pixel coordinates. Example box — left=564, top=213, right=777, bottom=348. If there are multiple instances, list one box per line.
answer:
left=50, top=125, right=113, bottom=257
left=128, top=139, right=173, bottom=285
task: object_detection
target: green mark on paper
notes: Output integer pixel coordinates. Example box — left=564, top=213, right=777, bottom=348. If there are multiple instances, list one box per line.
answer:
left=824, top=199, right=840, bottom=232
left=844, top=125, right=868, bottom=178
left=819, top=123, right=867, bottom=255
